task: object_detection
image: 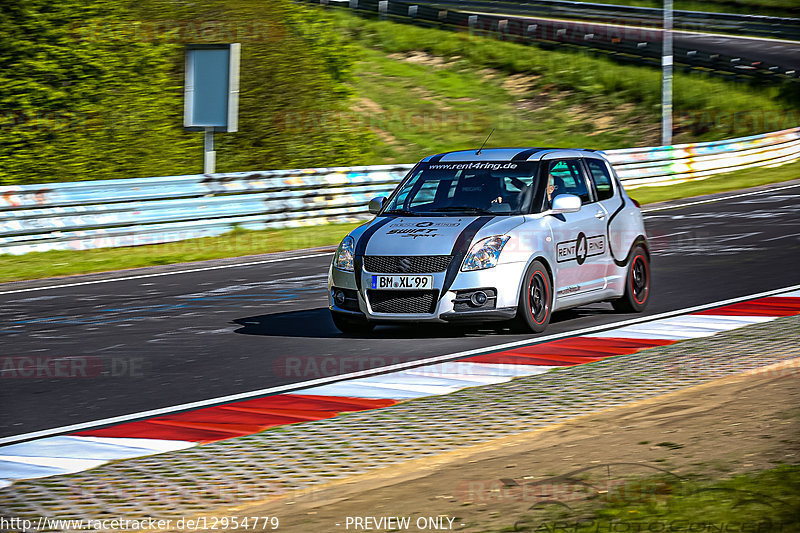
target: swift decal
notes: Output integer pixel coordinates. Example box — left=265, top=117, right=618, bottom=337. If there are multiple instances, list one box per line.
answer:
left=386, top=221, right=464, bottom=239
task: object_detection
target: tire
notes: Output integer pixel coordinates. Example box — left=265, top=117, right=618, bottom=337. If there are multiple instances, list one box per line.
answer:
left=331, top=311, right=375, bottom=335
left=512, top=260, right=553, bottom=333
left=612, top=245, right=651, bottom=313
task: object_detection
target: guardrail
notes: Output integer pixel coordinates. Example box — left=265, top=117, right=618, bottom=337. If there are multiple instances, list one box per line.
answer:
left=0, top=127, right=798, bottom=255
left=401, top=0, right=800, bottom=41
left=311, top=0, right=799, bottom=82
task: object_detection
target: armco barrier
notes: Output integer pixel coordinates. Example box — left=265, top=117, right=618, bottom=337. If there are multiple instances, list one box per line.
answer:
left=311, top=0, right=799, bottom=82
left=0, top=127, right=798, bottom=255
left=396, top=0, right=800, bottom=41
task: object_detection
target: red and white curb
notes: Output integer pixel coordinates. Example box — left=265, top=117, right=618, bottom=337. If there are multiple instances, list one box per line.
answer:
left=2, top=287, right=799, bottom=489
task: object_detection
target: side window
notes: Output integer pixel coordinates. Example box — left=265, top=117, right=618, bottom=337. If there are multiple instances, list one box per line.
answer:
left=584, top=158, right=614, bottom=202
left=547, top=160, right=591, bottom=205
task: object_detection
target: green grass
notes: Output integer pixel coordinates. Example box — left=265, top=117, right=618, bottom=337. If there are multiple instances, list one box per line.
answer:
left=506, top=465, right=800, bottom=533
left=1, top=161, right=796, bottom=283
left=352, top=48, right=646, bottom=165
left=330, top=8, right=799, bottom=165
left=628, top=160, right=800, bottom=205
left=1, top=222, right=362, bottom=283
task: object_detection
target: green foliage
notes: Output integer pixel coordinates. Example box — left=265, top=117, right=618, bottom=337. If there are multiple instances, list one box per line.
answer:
left=350, top=48, right=645, bottom=165
left=0, top=0, right=375, bottom=185
left=171, top=0, right=376, bottom=171
left=1, top=0, right=795, bottom=186
left=505, top=465, right=800, bottom=533
left=0, top=0, right=195, bottom=184
left=587, top=465, right=800, bottom=532
left=329, top=9, right=799, bottom=143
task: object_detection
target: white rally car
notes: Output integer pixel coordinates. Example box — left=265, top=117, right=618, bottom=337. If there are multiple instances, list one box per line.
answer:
left=328, top=148, right=650, bottom=334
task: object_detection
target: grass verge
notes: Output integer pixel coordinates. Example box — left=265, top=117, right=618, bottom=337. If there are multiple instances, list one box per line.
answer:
left=350, top=47, right=653, bottom=165
left=1, top=162, right=796, bottom=284
left=628, top=160, right=800, bottom=205
left=1, top=223, right=361, bottom=283
left=330, top=7, right=799, bottom=166
left=505, top=464, right=800, bottom=533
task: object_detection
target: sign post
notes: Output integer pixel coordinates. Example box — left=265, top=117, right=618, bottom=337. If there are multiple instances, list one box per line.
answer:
left=204, top=127, right=215, bottom=174
left=184, top=44, right=240, bottom=174
left=662, top=0, right=673, bottom=147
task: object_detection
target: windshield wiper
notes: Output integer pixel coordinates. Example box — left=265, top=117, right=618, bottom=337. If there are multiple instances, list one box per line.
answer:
left=430, top=206, right=494, bottom=214
left=383, top=208, right=417, bottom=216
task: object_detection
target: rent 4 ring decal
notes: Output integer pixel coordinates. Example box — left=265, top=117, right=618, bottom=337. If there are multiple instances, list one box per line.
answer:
left=557, top=232, right=606, bottom=264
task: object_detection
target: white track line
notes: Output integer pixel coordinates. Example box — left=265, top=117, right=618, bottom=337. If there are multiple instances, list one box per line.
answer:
left=642, top=181, right=800, bottom=213
left=2, top=283, right=798, bottom=446
left=0, top=182, right=796, bottom=296
left=0, top=252, right=334, bottom=296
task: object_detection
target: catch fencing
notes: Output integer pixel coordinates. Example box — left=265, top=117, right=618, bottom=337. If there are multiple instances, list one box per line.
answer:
left=0, top=127, right=798, bottom=255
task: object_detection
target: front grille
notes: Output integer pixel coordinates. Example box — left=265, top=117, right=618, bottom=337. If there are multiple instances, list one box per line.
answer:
left=363, top=255, right=452, bottom=274
left=368, top=290, right=439, bottom=314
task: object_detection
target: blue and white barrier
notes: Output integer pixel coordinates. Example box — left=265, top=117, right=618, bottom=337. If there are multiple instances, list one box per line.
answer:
left=0, top=127, right=798, bottom=255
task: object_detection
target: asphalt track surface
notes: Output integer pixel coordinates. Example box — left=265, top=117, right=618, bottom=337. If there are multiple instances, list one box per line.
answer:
left=475, top=12, right=800, bottom=69
left=676, top=32, right=800, bottom=70
left=1, top=181, right=799, bottom=438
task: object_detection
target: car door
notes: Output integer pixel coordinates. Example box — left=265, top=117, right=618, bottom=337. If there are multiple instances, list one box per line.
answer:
left=543, top=158, right=611, bottom=297
left=582, top=156, right=623, bottom=281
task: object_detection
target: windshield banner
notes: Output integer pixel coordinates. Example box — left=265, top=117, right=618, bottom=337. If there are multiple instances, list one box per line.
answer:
left=427, top=162, right=520, bottom=171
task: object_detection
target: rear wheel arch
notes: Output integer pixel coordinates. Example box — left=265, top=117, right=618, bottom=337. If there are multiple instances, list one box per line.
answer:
left=634, top=235, right=650, bottom=259
left=615, top=235, right=650, bottom=267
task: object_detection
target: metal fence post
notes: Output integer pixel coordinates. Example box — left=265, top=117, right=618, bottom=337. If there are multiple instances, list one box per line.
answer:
left=662, top=0, right=673, bottom=146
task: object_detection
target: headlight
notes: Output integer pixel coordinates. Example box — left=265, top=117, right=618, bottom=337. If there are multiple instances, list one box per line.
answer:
left=333, top=236, right=356, bottom=271
left=461, top=235, right=510, bottom=271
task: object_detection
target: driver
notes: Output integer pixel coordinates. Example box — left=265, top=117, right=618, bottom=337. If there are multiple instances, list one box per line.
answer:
left=546, top=173, right=559, bottom=206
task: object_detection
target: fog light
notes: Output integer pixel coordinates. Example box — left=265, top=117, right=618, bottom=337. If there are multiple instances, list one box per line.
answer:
left=333, top=290, right=346, bottom=306
left=470, top=291, right=488, bottom=307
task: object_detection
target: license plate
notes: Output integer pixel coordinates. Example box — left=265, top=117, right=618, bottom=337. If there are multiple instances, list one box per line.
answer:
left=371, top=275, right=433, bottom=290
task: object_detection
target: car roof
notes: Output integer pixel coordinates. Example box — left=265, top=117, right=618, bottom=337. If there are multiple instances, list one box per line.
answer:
left=419, top=147, right=607, bottom=163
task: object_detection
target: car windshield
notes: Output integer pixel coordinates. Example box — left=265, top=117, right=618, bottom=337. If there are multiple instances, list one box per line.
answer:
left=383, top=161, right=541, bottom=216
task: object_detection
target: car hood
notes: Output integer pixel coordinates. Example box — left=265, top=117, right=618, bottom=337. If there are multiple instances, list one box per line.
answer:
left=358, top=215, right=525, bottom=256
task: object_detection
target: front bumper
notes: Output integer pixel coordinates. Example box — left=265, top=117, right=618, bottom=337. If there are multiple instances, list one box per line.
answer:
left=328, top=261, right=527, bottom=323
left=439, top=306, right=517, bottom=322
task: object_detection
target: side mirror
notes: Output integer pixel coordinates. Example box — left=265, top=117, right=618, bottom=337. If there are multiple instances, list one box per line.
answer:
left=368, top=196, right=386, bottom=214
left=550, top=194, right=581, bottom=214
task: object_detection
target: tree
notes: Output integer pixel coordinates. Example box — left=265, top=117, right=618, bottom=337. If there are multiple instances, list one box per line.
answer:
left=0, top=0, right=374, bottom=185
